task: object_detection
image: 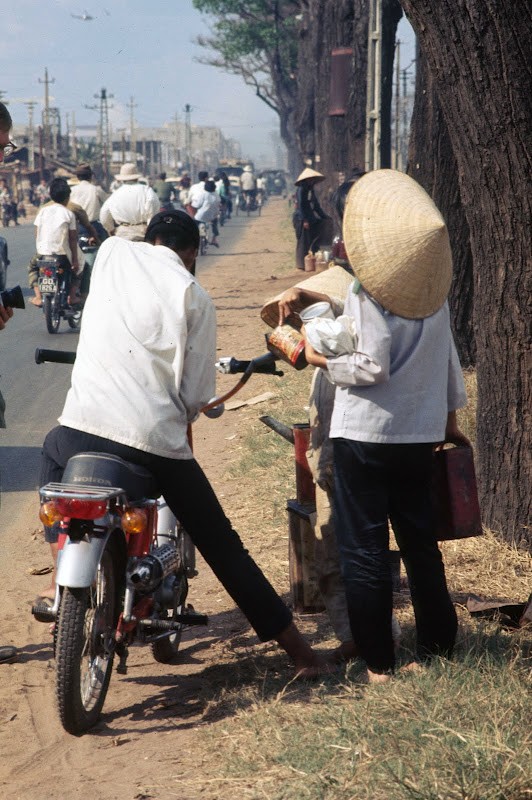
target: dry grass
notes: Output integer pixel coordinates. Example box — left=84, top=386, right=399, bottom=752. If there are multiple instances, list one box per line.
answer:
left=185, top=210, right=531, bottom=799
left=186, top=358, right=532, bottom=800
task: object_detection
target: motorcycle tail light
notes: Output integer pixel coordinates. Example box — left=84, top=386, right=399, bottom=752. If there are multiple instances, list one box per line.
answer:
left=121, top=507, right=148, bottom=535
left=39, top=501, right=64, bottom=526
left=54, top=497, right=108, bottom=519
left=44, top=268, right=54, bottom=277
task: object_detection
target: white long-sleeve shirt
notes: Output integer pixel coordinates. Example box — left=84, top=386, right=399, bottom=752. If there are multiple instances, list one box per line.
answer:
left=328, top=285, right=467, bottom=444
left=59, top=237, right=217, bottom=458
left=70, top=180, right=107, bottom=222
left=99, top=183, right=160, bottom=232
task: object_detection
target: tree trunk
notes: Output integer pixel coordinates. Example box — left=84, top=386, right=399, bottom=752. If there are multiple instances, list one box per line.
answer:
left=294, top=0, right=402, bottom=219
left=407, top=51, right=476, bottom=367
left=401, top=0, right=532, bottom=544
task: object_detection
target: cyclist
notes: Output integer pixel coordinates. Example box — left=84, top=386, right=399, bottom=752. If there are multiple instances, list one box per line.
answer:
left=240, top=165, right=256, bottom=211
left=190, top=180, right=221, bottom=247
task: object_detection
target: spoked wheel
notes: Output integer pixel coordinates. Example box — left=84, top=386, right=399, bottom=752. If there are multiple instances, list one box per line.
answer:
left=55, top=545, right=119, bottom=735
left=44, top=294, right=61, bottom=334
left=200, top=236, right=208, bottom=256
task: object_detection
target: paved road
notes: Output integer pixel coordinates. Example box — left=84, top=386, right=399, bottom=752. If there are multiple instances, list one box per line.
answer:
left=0, top=213, right=253, bottom=542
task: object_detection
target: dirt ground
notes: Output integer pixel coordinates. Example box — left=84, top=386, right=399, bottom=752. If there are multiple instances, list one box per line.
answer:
left=0, top=198, right=312, bottom=799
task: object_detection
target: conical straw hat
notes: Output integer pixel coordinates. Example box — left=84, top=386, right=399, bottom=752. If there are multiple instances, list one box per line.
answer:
left=261, top=265, right=354, bottom=329
left=294, top=167, right=325, bottom=186
left=343, top=169, right=452, bottom=319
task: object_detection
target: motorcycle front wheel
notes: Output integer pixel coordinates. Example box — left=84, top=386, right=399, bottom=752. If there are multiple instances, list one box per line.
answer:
left=44, top=294, right=61, bottom=334
left=55, top=544, right=119, bottom=735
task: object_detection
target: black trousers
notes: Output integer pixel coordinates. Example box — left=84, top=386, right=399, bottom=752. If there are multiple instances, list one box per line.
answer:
left=333, top=439, right=457, bottom=673
left=41, top=426, right=292, bottom=642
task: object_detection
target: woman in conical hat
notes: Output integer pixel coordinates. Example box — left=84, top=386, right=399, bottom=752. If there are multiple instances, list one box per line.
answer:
left=292, top=166, right=332, bottom=270
left=268, top=171, right=401, bottom=663
left=303, top=169, right=471, bottom=683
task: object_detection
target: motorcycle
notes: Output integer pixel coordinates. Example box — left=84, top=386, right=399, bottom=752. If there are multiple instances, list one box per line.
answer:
left=32, top=348, right=283, bottom=735
left=37, top=256, right=82, bottom=334
left=198, top=221, right=209, bottom=256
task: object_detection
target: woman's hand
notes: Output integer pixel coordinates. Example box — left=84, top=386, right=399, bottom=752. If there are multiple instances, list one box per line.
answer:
left=278, top=287, right=303, bottom=326
left=444, top=411, right=471, bottom=447
left=304, top=336, right=327, bottom=369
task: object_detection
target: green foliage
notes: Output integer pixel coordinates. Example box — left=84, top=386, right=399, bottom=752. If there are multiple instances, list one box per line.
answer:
left=192, top=0, right=300, bottom=113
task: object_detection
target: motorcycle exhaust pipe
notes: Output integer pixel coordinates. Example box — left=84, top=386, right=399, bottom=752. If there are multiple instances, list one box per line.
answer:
left=127, top=542, right=181, bottom=592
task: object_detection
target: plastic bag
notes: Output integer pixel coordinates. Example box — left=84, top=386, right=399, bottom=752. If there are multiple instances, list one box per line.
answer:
left=304, top=314, right=357, bottom=357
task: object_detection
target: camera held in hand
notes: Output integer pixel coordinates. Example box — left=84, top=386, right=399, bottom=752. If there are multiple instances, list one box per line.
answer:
left=0, top=285, right=25, bottom=309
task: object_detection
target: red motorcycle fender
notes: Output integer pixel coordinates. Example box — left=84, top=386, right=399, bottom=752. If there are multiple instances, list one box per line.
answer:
left=56, top=529, right=115, bottom=589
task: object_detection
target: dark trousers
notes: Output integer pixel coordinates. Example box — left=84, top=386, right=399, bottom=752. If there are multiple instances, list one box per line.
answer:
left=333, top=439, right=457, bottom=673
left=41, top=426, right=292, bottom=642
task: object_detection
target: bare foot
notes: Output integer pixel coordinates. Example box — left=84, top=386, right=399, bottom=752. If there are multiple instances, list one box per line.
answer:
left=292, top=659, right=339, bottom=681
left=399, top=661, right=426, bottom=675
left=331, top=640, right=358, bottom=664
left=30, top=297, right=43, bottom=308
left=366, top=668, right=393, bottom=685
left=37, top=585, right=56, bottom=601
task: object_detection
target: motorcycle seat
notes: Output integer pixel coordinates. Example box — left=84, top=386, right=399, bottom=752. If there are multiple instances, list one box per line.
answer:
left=62, top=452, right=160, bottom=501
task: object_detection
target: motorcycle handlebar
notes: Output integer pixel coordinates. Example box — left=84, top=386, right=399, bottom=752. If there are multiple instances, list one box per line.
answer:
left=35, top=348, right=76, bottom=365
left=215, top=352, right=283, bottom=377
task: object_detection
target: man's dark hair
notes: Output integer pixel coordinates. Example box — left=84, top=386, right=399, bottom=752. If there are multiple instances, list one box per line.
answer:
left=159, top=172, right=166, bottom=180
left=331, top=171, right=366, bottom=222
left=204, top=180, right=216, bottom=192
left=76, top=164, right=92, bottom=181
left=49, top=177, right=71, bottom=204
left=145, top=209, right=200, bottom=251
left=0, top=102, right=12, bottom=133
left=198, top=171, right=208, bottom=182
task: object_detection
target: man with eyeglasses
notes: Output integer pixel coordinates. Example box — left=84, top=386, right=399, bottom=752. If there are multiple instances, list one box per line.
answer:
left=0, top=101, right=18, bottom=664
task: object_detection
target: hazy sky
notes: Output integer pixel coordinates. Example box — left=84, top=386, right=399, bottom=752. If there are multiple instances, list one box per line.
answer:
left=3, top=0, right=415, bottom=164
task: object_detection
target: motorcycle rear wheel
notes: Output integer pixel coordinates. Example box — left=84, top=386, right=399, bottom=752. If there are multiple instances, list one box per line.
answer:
left=44, top=294, right=61, bottom=334
left=55, top=545, right=118, bottom=735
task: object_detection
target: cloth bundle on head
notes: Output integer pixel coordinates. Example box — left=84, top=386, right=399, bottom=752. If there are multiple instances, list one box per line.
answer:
left=294, top=167, right=325, bottom=186
left=343, top=169, right=452, bottom=319
left=115, top=162, right=143, bottom=182
left=260, top=265, right=354, bottom=330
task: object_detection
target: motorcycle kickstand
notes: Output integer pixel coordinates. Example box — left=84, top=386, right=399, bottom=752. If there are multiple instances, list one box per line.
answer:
left=115, top=641, right=129, bottom=675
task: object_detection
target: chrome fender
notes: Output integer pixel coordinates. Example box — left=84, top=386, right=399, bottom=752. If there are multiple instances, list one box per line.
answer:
left=56, top=529, right=113, bottom=589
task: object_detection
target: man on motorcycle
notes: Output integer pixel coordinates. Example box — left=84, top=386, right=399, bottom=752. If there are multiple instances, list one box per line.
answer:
left=30, top=178, right=80, bottom=307
left=99, top=162, right=160, bottom=241
left=40, top=209, right=330, bottom=678
left=69, top=163, right=108, bottom=242
left=29, top=197, right=100, bottom=307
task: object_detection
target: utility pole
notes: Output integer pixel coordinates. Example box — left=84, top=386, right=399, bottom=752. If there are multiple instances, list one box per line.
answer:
left=39, top=67, right=55, bottom=159
left=85, top=88, right=113, bottom=184
left=394, top=40, right=401, bottom=169
left=71, top=111, right=78, bottom=163
left=172, top=112, right=180, bottom=170
left=184, top=104, right=192, bottom=173
left=365, top=0, right=382, bottom=171
left=24, top=100, right=37, bottom=170
left=127, top=96, right=138, bottom=165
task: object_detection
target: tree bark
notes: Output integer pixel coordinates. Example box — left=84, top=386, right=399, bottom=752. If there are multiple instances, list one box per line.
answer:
left=401, top=0, right=532, bottom=544
left=294, top=0, right=402, bottom=218
left=407, top=52, right=476, bottom=367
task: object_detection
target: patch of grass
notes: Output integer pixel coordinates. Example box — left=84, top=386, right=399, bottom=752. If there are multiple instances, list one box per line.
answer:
left=194, top=358, right=531, bottom=800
